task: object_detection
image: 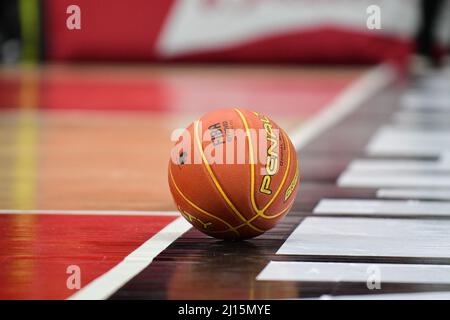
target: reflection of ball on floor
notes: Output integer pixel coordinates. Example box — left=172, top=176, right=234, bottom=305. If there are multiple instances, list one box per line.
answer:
left=169, top=108, right=299, bottom=240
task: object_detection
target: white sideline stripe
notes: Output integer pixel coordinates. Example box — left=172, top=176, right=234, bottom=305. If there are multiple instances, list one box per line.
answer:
left=314, top=199, right=450, bottom=216
left=288, top=64, right=394, bottom=149
left=377, top=188, right=450, bottom=200
left=68, top=217, right=192, bottom=300
left=338, top=170, right=450, bottom=188
left=393, top=111, right=450, bottom=125
left=402, top=93, right=450, bottom=110
left=366, top=127, right=450, bottom=157
left=369, top=127, right=450, bottom=140
left=276, top=217, right=450, bottom=258
left=0, top=209, right=180, bottom=216
left=348, top=159, right=447, bottom=172
left=316, top=291, right=450, bottom=300
left=368, top=148, right=449, bottom=157
left=257, top=261, right=450, bottom=285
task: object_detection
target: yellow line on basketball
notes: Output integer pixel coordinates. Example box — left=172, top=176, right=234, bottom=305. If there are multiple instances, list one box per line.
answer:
left=169, top=168, right=240, bottom=237
left=194, top=120, right=264, bottom=233
left=234, top=108, right=292, bottom=220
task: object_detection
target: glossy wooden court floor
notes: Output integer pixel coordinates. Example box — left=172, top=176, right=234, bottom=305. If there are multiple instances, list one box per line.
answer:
left=1, top=63, right=450, bottom=300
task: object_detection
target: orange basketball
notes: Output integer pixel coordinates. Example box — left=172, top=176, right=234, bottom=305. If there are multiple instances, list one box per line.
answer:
left=168, top=108, right=299, bottom=240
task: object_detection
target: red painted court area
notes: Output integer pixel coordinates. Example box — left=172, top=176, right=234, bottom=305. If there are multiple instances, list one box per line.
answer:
left=0, top=213, right=177, bottom=299
left=0, top=65, right=358, bottom=116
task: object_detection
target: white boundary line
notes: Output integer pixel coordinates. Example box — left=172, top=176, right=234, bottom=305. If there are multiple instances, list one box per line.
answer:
left=66, top=64, right=393, bottom=300
left=288, top=64, right=395, bottom=149
left=316, top=291, right=450, bottom=300
left=0, top=209, right=180, bottom=216
left=68, top=217, right=192, bottom=300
